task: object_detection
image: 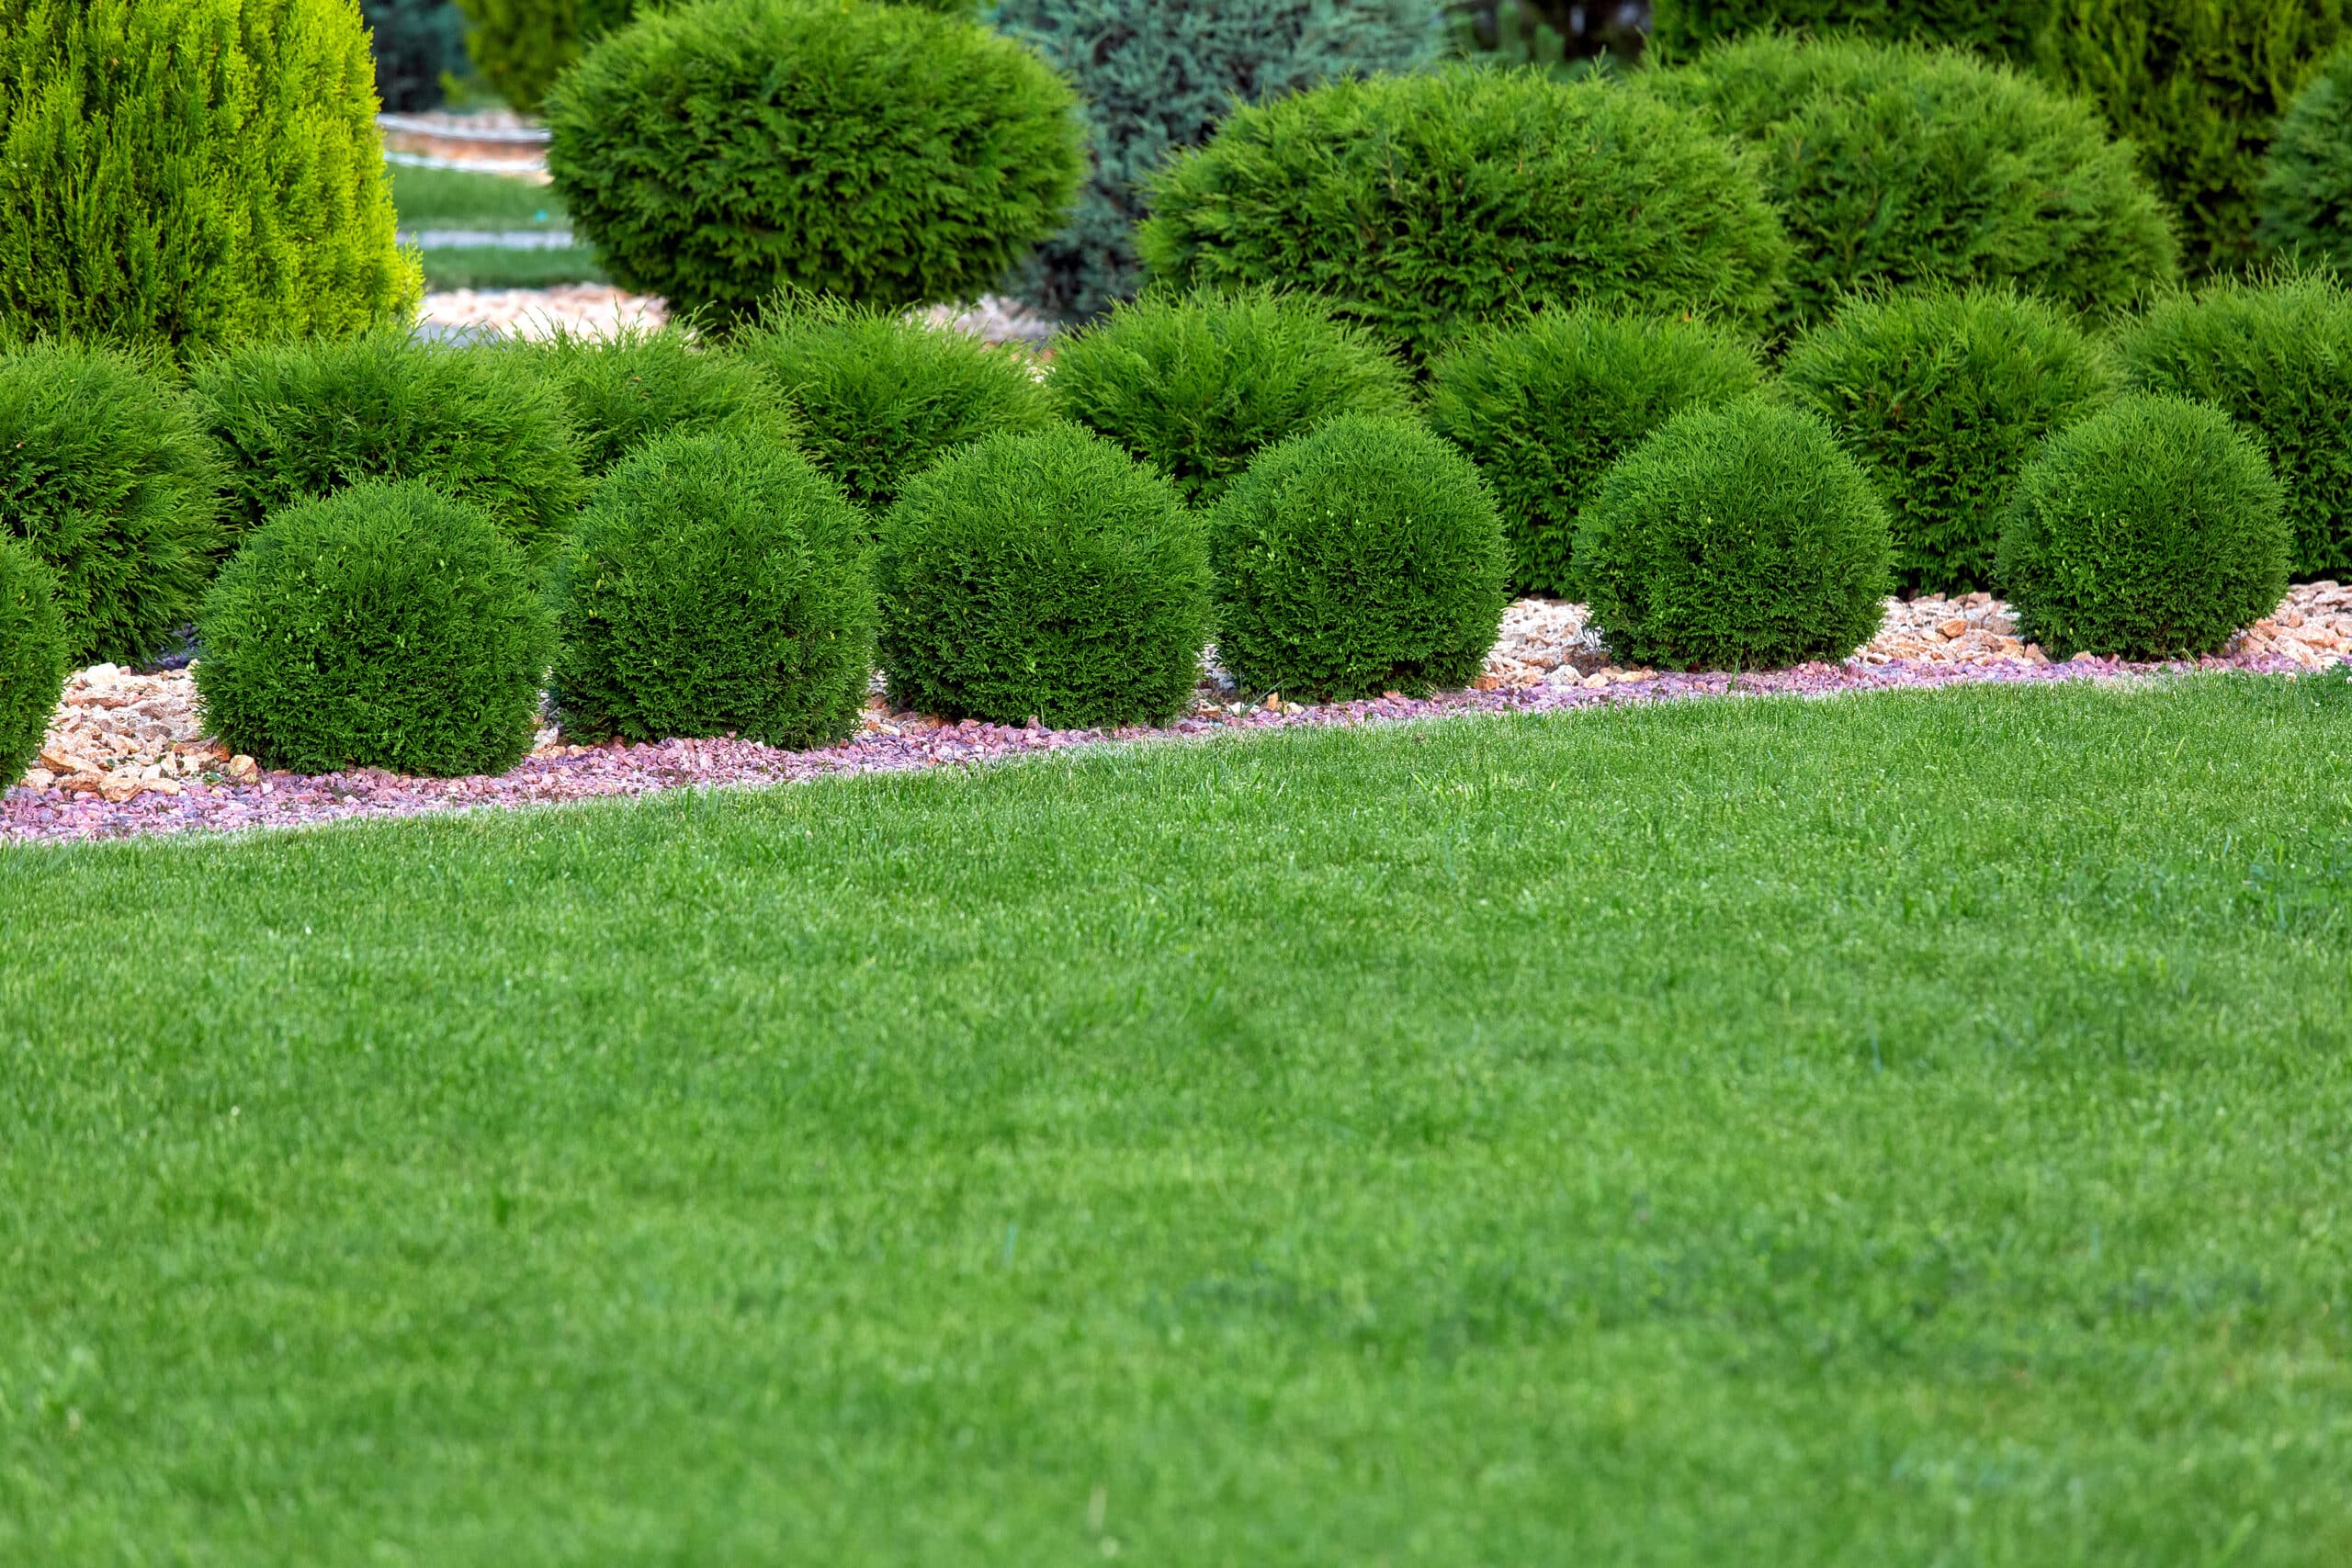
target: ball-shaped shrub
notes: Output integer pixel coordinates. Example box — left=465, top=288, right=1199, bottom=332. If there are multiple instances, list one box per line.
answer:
left=191, top=333, right=585, bottom=572
left=0, top=0, right=420, bottom=355
left=1997, top=396, right=2289, bottom=660
left=0, top=343, right=226, bottom=668
left=1136, top=69, right=1788, bottom=366
left=516, top=326, right=797, bottom=478
left=876, top=424, right=1208, bottom=728
left=1646, top=33, right=2178, bottom=333
left=732, top=299, right=1055, bottom=516
left=1425, top=310, right=1762, bottom=601
left=449, top=0, right=642, bottom=115
left=1649, top=0, right=2052, bottom=62
left=0, top=537, right=69, bottom=790
left=1779, top=287, right=2120, bottom=597
left=550, top=432, right=875, bottom=747
left=1050, top=290, right=1416, bottom=508
left=1209, top=415, right=1509, bottom=701
left=2112, top=275, right=2352, bottom=581
left=1575, top=400, right=1893, bottom=671
left=195, top=481, right=553, bottom=777
left=2258, top=43, right=2352, bottom=271
left=546, top=0, right=1085, bottom=322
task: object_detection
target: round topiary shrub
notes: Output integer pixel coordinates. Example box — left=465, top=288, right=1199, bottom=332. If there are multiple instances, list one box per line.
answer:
left=0, top=0, right=421, bottom=355
left=1136, top=69, right=1789, bottom=366
left=2259, top=43, right=2352, bottom=271
left=1574, top=400, right=1893, bottom=671
left=196, top=480, right=553, bottom=777
left=0, top=343, right=226, bottom=668
left=1646, top=33, right=2178, bottom=333
left=1997, top=396, right=2289, bottom=660
left=191, top=333, right=585, bottom=572
left=732, top=299, right=1055, bottom=517
left=875, top=423, right=1208, bottom=728
left=0, top=537, right=69, bottom=790
left=1208, top=414, right=1510, bottom=701
left=2112, top=274, right=2352, bottom=582
left=1425, top=310, right=1762, bottom=601
left=1050, top=290, right=1416, bottom=508
left=515, top=326, right=798, bottom=478
left=449, top=0, right=641, bottom=114
left=546, top=0, right=1085, bottom=322
left=550, top=431, right=875, bottom=747
left=1778, top=287, right=2120, bottom=597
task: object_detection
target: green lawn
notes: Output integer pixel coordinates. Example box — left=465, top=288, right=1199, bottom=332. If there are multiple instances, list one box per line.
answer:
left=4, top=678, right=2349, bottom=1564
left=388, top=165, right=603, bottom=291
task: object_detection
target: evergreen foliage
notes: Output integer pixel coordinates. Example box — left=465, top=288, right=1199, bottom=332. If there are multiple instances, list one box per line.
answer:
left=449, top=0, right=640, bottom=114
left=2258, top=43, right=2352, bottom=271
left=0, top=536, right=67, bottom=790
left=514, top=326, right=797, bottom=477
left=363, top=0, right=469, bottom=111
left=1649, top=0, right=2052, bottom=62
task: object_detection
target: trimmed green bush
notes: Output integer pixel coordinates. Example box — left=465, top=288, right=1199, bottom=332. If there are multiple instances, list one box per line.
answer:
left=2111, top=274, right=2352, bottom=581
left=550, top=431, right=874, bottom=747
left=1779, top=288, right=2120, bottom=596
left=1997, top=395, right=2289, bottom=659
left=1425, top=310, right=1762, bottom=600
left=2259, top=42, right=2352, bottom=269
left=546, top=0, right=1084, bottom=322
left=1136, top=70, right=1789, bottom=366
left=992, top=0, right=1442, bottom=321
left=0, top=344, right=226, bottom=668
left=449, top=0, right=639, bottom=114
left=875, top=424, right=1208, bottom=728
left=732, top=299, right=1055, bottom=517
left=1574, top=400, right=1893, bottom=670
left=0, top=536, right=68, bottom=789
left=1208, top=414, right=1509, bottom=700
left=1050, top=290, right=1415, bottom=508
left=0, top=0, right=421, bottom=355
left=195, top=480, right=552, bottom=777
left=1650, top=0, right=2052, bottom=61
left=191, top=333, right=585, bottom=572
left=514, top=326, right=797, bottom=478
left=1648, top=33, right=2178, bottom=332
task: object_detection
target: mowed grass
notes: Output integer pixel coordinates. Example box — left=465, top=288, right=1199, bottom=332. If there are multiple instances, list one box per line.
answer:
left=3, top=677, right=2350, bottom=1565
left=387, top=165, right=603, bottom=291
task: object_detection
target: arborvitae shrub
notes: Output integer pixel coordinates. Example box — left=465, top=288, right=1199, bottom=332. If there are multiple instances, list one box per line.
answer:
left=449, top=0, right=640, bottom=114
left=1050, top=291, right=1416, bottom=508
left=551, top=432, right=874, bottom=747
left=0, top=537, right=68, bottom=789
left=1998, top=396, right=2289, bottom=659
left=876, top=424, right=1208, bottom=728
left=732, top=299, right=1055, bottom=517
left=992, top=0, right=1442, bottom=321
left=364, top=0, right=469, bottom=111
left=1650, top=0, right=2052, bottom=61
left=192, top=333, right=584, bottom=572
left=1575, top=400, right=1893, bottom=670
left=196, top=480, right=552, bottom=776
left=546, top=0, right=1084, bottom=322
left=0, top=0, right=421, bottom=356
left=1136, top=70, right=1788, bottom=366
left=1649, top=33, right=2177, bottom=332
left=1209, top=415, right=1509, bottom=700
left=1425, top=310, right=1762, bottom=600
left=0, top=344, right=226, bottom=668
left=2259, top=44, right=2352, bottom=269
left=1779, top=288, right=2120, bottom=596
left=514, top=326, right=797, bottom=478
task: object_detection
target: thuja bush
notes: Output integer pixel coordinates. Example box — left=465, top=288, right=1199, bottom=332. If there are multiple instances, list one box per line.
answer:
left=876, top=424, right=1208, bottom=728
left=0, top=0, right=420, bottom=355
left=1136, top=70, right=1788, bottom=366
left=1425, top=310, right=1762, bottom=599
left=196, top=481, right=552, bottom=776
left=1575, top=400, right=1893, bottom=671
left=1998, top=396, right=2289, bottom=659
left=0, top=344, right=225, bottom=668
left=0, top=537, right=68, bottom=790
left=2259, top=43, right=2352, bottom=269
left=1649, top=0, right=2052, bottom=62
left=449, top=0, right=640, bottom=114
left=515, top=326, right=797, bottom=477
left=1209, top=414, right=1509, bottom=700
left=550, top=431, right=874, bottom=747
left=546, top=0, right=1083, bottom=322
left=1779, top=288, right=2120, bottom=596
left=1050, top=291, right=1415, bottom=508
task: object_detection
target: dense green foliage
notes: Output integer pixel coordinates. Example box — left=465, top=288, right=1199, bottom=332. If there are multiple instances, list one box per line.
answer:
left=1779, top=288, right=2120, bottom=596
left=1999, top=395, right=2290, bottom=659
left=363, top=0, right=469, bottom=111
left=992, top=0, right=1442, bottom=320
left=0, top=344, right=225, bottom=668
left=0, top=0, right=421, bottom=355
left=546, top=0, right=1084, bottom=322
left=514, top=326, right=797, bottom=478
left=1049, top=291, right=1415, bottom=507
left=2258, top=42, right=2352, bottom=268
left=1648, top=33, right=2178, bottom=333
left=1136, top=70, right=1789, bottom=365
left=1208, top=414, right=1509, bottom=700
left=1426, top=310, right=1762, bottom=599
left=1575, top=400, right=1892, bottom=670
left=448, top=0, right=639, bottom=114
left=550, top=432, right=874, bottom=747
left=0, top=536, right=65, bottom=788
left=875, top=424, right=1207, bottom=728
left=1649, top=0, right=2052, bottom=60
left=194, top=480, right=552, bottom=776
